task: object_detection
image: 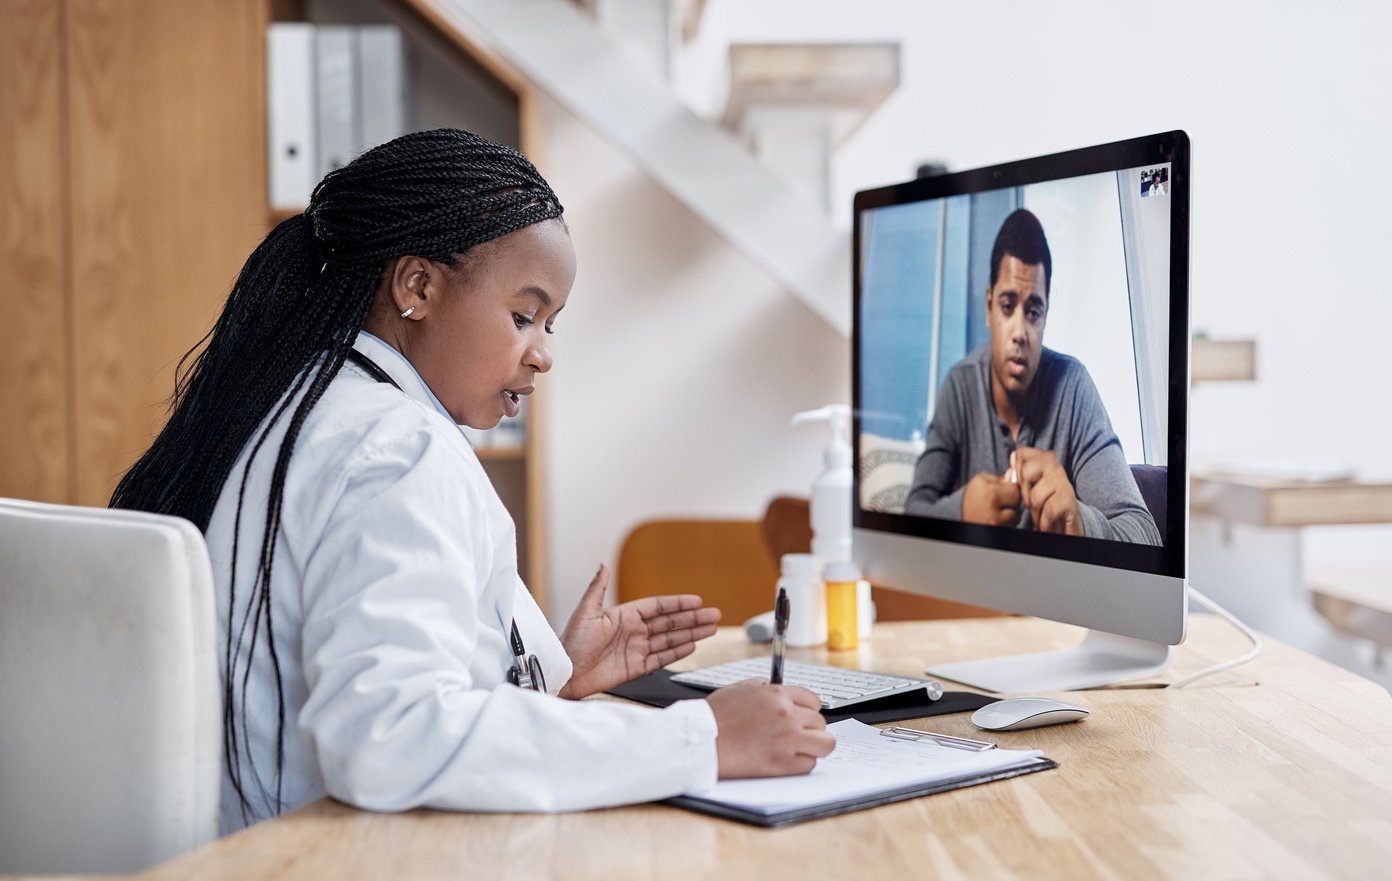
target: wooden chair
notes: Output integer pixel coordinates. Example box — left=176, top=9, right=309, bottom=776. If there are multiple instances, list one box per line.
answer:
left=615, top=518, right=780, bottom=625
left=760, top=496, right=1009, bottom=621
left=616, top=499, right=1008, bottom=625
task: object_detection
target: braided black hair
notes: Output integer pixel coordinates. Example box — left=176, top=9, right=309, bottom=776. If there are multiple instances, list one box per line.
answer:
left=110, top=128, right=564, bottom=824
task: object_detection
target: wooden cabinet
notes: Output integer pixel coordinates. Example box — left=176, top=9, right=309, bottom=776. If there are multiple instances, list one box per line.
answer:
left=0, top=0, right=70, bottom=503
left=0, top=0, right=549, bottom=609
left=1, top=0, right=269, bottom=508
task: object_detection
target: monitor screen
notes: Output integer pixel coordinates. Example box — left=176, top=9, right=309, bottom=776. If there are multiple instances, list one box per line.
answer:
left=852, top=132, right=1189, bottom=691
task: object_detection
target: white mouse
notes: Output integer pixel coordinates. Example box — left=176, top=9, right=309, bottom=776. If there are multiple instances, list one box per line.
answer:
left=970, top=697, right=1090, bottom=731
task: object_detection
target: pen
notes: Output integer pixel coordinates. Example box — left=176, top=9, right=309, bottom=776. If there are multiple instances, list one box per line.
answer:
left=881, top=726, right=996, bottom=751
left=770, top=587, right=789, bottom=685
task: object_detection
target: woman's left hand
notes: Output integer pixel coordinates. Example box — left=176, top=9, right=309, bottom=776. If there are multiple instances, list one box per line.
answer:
left=557, top=563, right=721, bottom=699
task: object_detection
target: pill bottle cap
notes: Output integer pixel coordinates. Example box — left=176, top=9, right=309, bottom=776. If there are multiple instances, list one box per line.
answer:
left=780, top=553, right=820, bottom=580
left=823, top=561, right=862, bottom=583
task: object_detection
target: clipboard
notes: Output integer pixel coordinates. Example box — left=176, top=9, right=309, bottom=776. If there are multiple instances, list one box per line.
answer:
left=667, top=759, right=1057, bottom=828
left=662, top=719, right=1058, bottom=828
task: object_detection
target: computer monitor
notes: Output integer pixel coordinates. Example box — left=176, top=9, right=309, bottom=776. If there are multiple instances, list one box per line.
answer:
left=852, top=131, right=1189, bottom=692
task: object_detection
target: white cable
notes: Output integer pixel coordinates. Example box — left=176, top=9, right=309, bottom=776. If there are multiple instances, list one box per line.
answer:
left=1167, top=586, right=1263, bottom=688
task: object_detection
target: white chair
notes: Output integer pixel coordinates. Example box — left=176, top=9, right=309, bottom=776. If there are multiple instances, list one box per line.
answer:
left=0, top=498, right=220, bottom=874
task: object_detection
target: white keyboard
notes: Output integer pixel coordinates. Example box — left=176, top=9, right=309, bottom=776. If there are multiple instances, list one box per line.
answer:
left=671, top=657, right=945, bottom=710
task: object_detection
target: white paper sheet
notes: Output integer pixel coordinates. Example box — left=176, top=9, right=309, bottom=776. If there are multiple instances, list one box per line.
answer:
left=684, top=719, right=1044, bottom=815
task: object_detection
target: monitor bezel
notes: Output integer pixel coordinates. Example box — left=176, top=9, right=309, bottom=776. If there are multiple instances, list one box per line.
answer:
left=852, top=130, right=1189, bottom=580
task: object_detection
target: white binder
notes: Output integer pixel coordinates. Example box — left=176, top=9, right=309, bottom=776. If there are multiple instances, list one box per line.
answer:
left=267, top=24, right=317, bottom=210
left=315, top=26, right=357, bottom=181
left=356, top=26, right=406, bottom=154
left=267, top=23, right=408, bottom=205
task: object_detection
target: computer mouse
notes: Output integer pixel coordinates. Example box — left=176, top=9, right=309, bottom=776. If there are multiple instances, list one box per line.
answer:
left=970, top=697, right=1090, bottom=731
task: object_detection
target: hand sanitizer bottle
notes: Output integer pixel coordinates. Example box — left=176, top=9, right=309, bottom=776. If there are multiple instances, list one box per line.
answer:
left=794, top=405, right=877, bottom=642
left=791, top=404, right=853, bottom=567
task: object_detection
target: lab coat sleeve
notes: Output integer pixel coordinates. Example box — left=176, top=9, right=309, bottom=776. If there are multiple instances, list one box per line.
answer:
left=296, top=428, right=718, bottom=813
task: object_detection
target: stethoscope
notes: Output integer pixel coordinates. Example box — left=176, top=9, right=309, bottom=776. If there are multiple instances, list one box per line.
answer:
left=345, top=347, right=546, bottom=693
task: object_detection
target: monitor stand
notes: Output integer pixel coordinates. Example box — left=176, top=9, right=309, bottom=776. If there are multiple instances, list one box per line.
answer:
left=925, top=629, right=1172, bottom=693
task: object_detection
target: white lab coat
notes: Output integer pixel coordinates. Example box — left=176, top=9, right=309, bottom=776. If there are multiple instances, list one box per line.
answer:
left=205, top=332, right=717, bottom=834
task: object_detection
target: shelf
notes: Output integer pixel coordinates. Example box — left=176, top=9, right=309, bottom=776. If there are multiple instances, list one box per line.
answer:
left=1192, top=338, right=1256, bottom=382
left=1310, top=569, right=1392, bottom=648
left=722, top=42, right=900, bottom=145
left=1191, top=472, right=1392, bottom=527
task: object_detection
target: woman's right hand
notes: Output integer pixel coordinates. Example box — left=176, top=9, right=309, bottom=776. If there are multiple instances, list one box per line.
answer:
left=705, top=680, right=836, bottom=778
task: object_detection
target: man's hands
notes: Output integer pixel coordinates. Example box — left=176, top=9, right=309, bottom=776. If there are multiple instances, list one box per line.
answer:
left=960, top=448, right=1083, bottom=536
left=961, top=471, right=1023, bottom=526
left=1013, top=447, right=1083, bottom=536
left=706, top=681, right=836, bottom=778
left=557, top=564, right=721, bottom=700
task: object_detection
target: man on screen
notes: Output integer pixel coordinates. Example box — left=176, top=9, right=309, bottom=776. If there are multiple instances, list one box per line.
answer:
left=905, top=209, right=1161, bottom=545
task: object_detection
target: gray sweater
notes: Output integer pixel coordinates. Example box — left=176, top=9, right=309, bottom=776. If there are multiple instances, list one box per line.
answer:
left=905, top=344, right=1162, bottom=545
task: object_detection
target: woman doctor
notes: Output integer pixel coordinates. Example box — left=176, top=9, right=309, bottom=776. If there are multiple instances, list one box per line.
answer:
left=112, top=129, right=833, bottom=833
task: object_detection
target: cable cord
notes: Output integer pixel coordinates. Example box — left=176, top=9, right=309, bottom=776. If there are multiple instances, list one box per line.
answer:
left=1167, top=586, right=1263, bottom=688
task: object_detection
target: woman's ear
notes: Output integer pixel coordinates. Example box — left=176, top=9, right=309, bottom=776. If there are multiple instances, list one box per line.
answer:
left=386, top=255, right=435, bottom=320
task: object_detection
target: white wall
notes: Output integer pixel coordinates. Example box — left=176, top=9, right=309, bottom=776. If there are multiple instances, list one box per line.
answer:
left=535, top=0, right=1392, bottom=622
left=842, top=2, right=1389, bottom=573
left=534, top=96, right=847, bottom=624
left=1023, top=174, right=1143, bottom=465
left=680, top=0, right=1392, bottom=575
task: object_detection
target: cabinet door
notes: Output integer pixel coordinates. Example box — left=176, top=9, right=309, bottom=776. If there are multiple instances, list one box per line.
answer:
left=65, top=0, right=269, bottom=505
left=0, top=0, right=70, bottom=502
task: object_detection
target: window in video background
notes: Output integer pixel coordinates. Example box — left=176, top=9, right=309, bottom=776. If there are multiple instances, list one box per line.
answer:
left=858, top=165, right=1171, bottom=514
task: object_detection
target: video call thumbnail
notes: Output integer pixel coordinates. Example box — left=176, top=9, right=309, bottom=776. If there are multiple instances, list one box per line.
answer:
left=1140, top=166, right=1169, bottom=197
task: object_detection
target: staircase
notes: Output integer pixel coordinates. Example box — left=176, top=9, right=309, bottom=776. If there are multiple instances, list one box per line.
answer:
left=404, top=0, right=901, bottom=337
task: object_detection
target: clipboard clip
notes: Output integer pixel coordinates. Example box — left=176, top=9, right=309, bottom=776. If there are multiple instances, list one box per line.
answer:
left=880, top=726, right=997, bottom=752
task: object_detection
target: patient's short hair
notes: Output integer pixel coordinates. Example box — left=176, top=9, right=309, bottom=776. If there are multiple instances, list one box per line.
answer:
left=989, top=208, right=1052, bottom=296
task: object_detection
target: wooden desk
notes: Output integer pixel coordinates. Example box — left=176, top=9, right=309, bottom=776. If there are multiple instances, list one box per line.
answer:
left=54, top=617, right=1392, bottom=881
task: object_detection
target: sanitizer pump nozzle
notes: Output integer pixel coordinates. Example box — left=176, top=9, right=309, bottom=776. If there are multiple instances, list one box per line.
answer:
left=792, top=405, right=853, bottom=566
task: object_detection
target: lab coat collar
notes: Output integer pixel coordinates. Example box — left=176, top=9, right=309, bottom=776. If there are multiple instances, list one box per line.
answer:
left=351, top=331, right=457, bottom=426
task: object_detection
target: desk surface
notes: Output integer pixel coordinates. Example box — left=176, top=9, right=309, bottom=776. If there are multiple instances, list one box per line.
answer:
left=59, top=616, right=1392, bottom=881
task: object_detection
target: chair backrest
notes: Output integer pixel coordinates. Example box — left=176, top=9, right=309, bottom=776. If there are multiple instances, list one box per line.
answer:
left=1129, top=464, right=1169, bottom=546
left=616, top=519, right=780, bottom=625
left=0, top=499, right=220, bottom=874
left=617, top=500, right=1011, bottom=626
left=760, top=496, right=1010, bottom=621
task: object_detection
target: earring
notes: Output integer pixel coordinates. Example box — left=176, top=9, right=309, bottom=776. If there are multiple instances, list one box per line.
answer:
left=400, top=307, right=416, bottom=319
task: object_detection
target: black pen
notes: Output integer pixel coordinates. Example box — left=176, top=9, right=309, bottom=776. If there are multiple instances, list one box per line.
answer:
left=770, top=587, right=789, bottom=685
